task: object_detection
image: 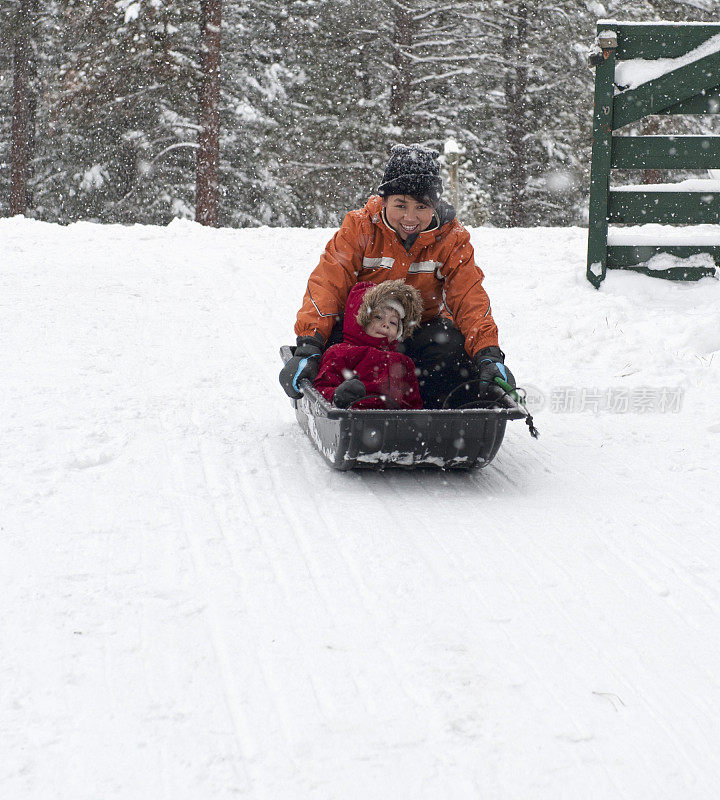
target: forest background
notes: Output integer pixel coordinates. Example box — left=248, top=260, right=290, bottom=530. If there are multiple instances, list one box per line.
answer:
left=2, top=0, right=719, bottom=230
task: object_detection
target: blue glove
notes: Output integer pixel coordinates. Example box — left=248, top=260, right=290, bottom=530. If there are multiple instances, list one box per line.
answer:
left=333, top=378, right=366, bottom=408
left=474, top=346, right=516, bottom=394
left=279, top=335, right=323, bottom=399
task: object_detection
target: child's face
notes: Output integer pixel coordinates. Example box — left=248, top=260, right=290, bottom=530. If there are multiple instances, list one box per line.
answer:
left=366, top=307, right=401, bottom=341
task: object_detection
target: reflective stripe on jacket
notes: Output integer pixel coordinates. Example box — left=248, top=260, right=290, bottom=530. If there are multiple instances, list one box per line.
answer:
left=295, top=195, right=499, bottom=358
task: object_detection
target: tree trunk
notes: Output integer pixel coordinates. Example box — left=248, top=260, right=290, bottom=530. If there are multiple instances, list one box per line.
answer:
left=196, top=0, right=222, bottom=227
left=503, top=1, right=529, bottom=227
left=390, top=4, right=413, bottom=131
left=10, top=0, right=39, bottom=216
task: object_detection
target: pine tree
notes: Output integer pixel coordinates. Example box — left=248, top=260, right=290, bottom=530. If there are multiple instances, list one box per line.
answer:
left=218, top=0, right=311, bottom=227
left=6, top=0, right=717, bottom=228
left=220, top=0, right=387, bottom=227
left=6, top=0, right=40, bottom=215
left=469, top=0, right=598, bottom=227
left=32, top=0, right=201, bottom=223
left=0, top=3, right=18, bottom=216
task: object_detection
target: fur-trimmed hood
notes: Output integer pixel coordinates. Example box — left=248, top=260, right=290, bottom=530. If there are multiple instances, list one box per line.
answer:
left=355, top=280, right=423, bottom=342
left=314, top=279, right=425, bottom=410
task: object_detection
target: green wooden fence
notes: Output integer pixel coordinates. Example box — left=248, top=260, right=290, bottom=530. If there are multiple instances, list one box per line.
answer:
left=586, top=22, right=720, bottom=288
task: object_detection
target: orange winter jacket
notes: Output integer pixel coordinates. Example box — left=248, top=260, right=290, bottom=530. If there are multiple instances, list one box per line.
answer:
left=295, top=195, right=499, bottom=357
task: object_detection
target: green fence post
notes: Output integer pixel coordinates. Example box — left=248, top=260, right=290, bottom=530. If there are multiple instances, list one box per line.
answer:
left=586, top=32, right=617, bottom=288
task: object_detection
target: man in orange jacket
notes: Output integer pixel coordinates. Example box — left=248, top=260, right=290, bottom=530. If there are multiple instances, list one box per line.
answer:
left=279, top=144, right=515, bottom=408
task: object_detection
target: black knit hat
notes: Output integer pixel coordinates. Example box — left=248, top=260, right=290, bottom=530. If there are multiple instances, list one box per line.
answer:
left=377, top=144, right=443, bottom=206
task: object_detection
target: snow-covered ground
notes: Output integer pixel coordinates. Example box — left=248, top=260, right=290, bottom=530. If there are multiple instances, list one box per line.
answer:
left=2, top=216, right=720, bottom=799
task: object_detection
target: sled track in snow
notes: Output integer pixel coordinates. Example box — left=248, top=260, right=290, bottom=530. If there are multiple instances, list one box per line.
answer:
left=161, top=407, right=255, bottom=790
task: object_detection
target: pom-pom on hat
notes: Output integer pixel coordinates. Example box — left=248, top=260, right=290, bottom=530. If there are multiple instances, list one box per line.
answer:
left=377, top=144, right=443, bottom=207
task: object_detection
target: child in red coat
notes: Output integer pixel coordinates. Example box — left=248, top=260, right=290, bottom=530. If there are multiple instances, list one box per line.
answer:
left=314, top=280, right=423, bottom=409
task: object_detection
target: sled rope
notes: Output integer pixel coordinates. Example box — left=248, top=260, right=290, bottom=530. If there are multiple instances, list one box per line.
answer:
left=442, top=378, right=539, bottom=439
left=493, top=378, right=540, bottom=439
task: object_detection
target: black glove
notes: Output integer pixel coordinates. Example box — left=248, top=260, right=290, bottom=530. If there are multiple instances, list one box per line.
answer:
left=279, top=335, right=324, bottom=399
left=474, top=346, right=516, bottom=394
left=333, top=378, right=366, bottom=409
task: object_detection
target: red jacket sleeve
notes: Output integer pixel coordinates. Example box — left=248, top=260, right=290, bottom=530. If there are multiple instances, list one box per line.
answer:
left=313, top=345, right=360, bottom=403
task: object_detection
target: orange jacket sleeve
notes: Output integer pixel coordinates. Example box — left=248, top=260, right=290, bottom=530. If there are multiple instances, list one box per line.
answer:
left=439, top=225, right=499, bottom=357
left=295, top=213, right=364, bottom=343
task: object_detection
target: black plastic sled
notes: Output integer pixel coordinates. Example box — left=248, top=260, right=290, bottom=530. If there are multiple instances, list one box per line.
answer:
left=280, top=345, right=527, bottom=471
